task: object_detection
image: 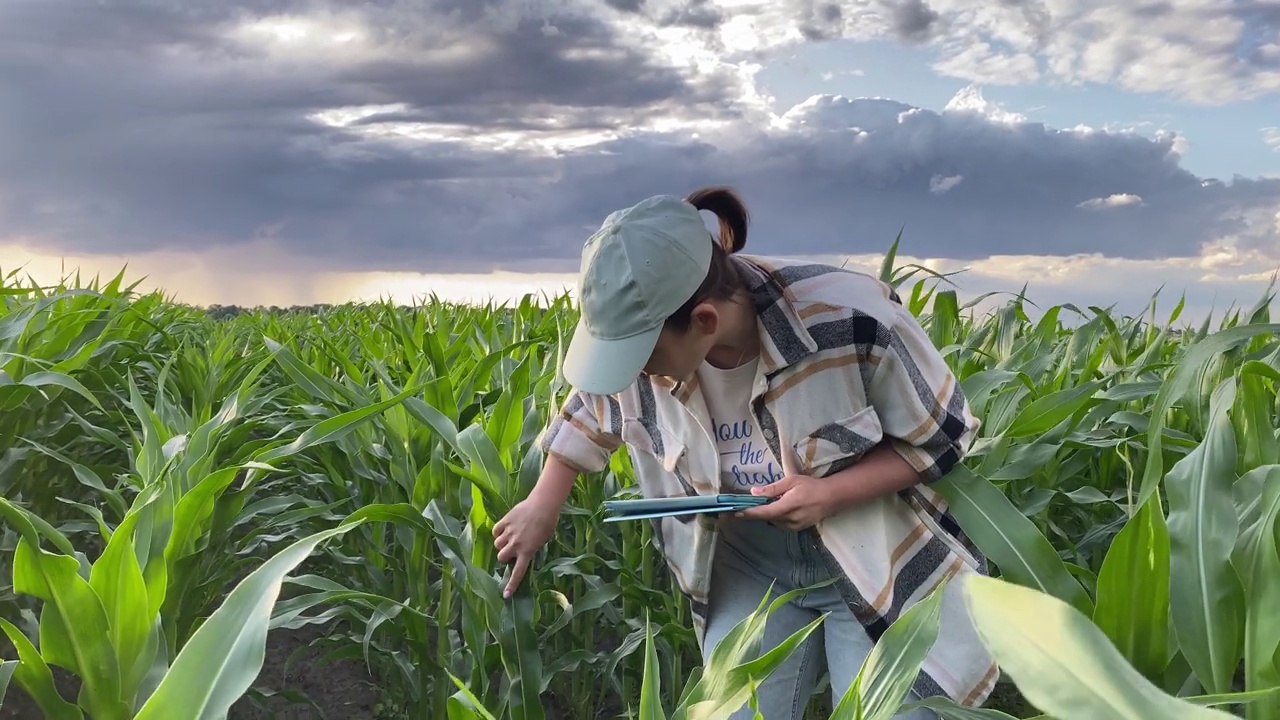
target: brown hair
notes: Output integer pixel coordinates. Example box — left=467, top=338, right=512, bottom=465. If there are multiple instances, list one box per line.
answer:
left=665, top=185, right=750, bottom=332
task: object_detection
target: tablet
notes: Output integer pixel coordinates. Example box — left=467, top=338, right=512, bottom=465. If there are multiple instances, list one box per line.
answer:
left=602, top=494, right=773, bottom=522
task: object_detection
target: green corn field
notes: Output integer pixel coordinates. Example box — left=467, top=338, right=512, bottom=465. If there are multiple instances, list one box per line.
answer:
left=1, top=242, right=1279, bottom=720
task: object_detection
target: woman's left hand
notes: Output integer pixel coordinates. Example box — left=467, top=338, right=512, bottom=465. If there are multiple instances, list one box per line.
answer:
left=734, top=474, right=835, bottom=531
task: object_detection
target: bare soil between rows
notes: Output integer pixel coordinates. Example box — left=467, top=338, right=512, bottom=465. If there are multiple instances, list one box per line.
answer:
left=0, top=625, right=387, bottom=720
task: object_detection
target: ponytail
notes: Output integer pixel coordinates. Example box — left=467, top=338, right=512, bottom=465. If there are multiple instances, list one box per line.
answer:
left=685, top=186, right=749, bottom=254
left=665, top=185, right=751, bottom=332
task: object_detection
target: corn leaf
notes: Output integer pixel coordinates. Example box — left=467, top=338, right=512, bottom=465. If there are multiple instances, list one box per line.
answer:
left=0, top=619, right=83, bottom=720
left=134, top=503, right=425, bottom=720
left=833, top=578, right=947, bottom=720
left=1166, top=378, right=1246, bottom=695
left=931, top=465, right=1092, bottom=615
left=1092, top=491, right=1171, bottom=682
left=1230, top=465, right=1280, bottom=720
left=964, top=575, right=1238, bottom=719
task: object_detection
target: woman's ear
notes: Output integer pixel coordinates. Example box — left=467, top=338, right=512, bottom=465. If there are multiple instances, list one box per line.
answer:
left=690, top=303, right=719, bottom=336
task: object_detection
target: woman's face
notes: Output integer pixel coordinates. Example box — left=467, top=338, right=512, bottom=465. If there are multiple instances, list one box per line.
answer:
left=641, top=303, right=720, bottom=383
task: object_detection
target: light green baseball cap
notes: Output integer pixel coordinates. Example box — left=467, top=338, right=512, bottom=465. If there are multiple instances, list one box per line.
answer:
left=563, top=194, right=714, bottom=395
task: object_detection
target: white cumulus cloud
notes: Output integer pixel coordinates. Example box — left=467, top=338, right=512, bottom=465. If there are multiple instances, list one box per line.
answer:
left=1078, top=193, right=1144, bottom=209
left=930, top=174, right=964, bottom=194
left=1265, top=127, right=1280, bottom=151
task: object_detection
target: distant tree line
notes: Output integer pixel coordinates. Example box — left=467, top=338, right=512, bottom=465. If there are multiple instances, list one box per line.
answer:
left=202, top=303, right=354, bottom=320
left=196, top=296, right=562, bottom=319
left=200, top=303, right=431, bottom=320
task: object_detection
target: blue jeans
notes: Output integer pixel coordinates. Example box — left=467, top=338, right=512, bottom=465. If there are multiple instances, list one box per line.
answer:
left=700, top=516, right=938, bottom=719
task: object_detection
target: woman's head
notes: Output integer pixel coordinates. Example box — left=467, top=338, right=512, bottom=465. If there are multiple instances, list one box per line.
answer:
left=561, top=186, right=754, bottom=395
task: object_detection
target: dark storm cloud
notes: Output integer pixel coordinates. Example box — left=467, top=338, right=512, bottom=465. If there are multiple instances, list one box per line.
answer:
left=659, top=0, right=725, bottom=29
left=2, top=0, right=1279, bottom=275
left=1131, top=2, right=1176, bottom=20
left=772, top=0, right=948, bottom=45
left=503, top=95, right=1280, bottom=266
left=0, top=0, right=741, bottom=258
left=336, top=28, right=694, bottom=112
left=890, top=0, right=942, bottom=43
left=798, top=3, right=844, bottom=41
left=603, top=0, right=645, bottom=12
left=1, top=1, right=711, bottom=114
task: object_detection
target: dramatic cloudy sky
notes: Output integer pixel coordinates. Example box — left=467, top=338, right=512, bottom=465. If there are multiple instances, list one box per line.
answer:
left=2, top=0, right=1279, bottom=322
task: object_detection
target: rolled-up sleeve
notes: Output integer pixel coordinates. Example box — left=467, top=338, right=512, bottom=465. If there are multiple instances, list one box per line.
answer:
left=867, top=308, right=980, bottom=483
left=538, top=390, right=623, bottom=474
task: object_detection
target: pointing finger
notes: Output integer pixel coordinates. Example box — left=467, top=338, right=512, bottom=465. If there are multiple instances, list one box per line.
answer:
left=504, top=554, right=530, bottom=599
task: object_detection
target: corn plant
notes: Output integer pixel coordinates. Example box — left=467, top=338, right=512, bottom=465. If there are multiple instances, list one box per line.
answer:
left=2, top=245, right=1280, bottom=720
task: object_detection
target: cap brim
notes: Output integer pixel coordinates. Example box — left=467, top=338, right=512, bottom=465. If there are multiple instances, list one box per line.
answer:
left=562, top=317, right=661, bottom=396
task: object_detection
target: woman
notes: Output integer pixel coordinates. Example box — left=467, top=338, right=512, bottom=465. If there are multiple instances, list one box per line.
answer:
left=492, top=187, right=998, bottom=719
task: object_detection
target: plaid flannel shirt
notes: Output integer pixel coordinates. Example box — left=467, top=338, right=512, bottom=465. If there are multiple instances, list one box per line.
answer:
left=539, top=254, right=999, bottom=707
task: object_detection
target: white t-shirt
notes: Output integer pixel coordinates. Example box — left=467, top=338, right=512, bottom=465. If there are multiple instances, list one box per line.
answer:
left=696, top=357, right=786, bottom=492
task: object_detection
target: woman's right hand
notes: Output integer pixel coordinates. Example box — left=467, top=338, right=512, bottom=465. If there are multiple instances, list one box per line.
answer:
left=493, top=493, right=561, bottom=598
